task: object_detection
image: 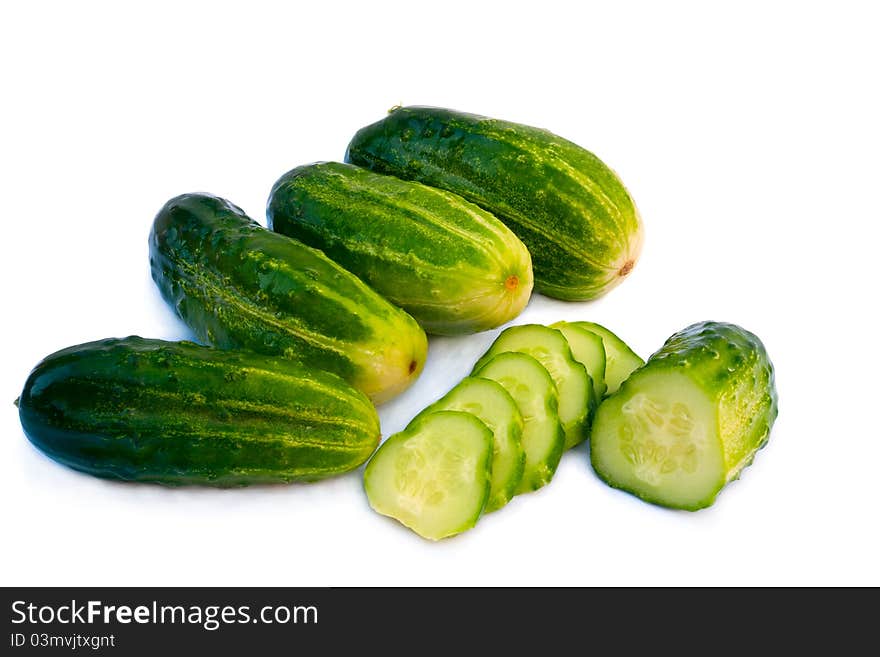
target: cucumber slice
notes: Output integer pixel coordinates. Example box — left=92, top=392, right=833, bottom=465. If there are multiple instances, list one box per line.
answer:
left=550, top=321, right=607, bottom=399
left=569, top=321, right=644, bottom=396
left=364, top=411, right=493, bottom=540
left=474, top=352, right=565, bottom=493
left=590, top=321, right=778, bottom=510
left=473, top=324, right=592, bottom=449
left=411, top=377, right=525, bottom=512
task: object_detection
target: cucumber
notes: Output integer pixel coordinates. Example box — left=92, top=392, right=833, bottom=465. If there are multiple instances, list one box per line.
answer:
left=472, top=324, right=592, bottom=449
left=549, top=322, right=607, bottom=400
left=473, top=352, right=565, bottom=492
left=411, top=377, right=524, bottom=512
left=17, top=337, right=381, bottom=485
left=364, top=411, right=493, bottom=540
left=267, top=161, right=534, bottom=335
left=569, top=321, right=644, bottom=396
left=346, top=105, right=643, bottom=301
left=149, top=193, right=427, bottom=404
left=590, top=321, right=778, bottom=510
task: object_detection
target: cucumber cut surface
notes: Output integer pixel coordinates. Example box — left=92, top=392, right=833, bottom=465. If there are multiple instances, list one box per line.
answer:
left=473, top=324, right=592, bottom=449
left=550, top=321, right=607, bottom=400
left=590, top=321, right=778, bottom=510
left=412, top=377, right=524, bottom=512
left=474, top=352, right=565, bottom=493
left=569, top=321, right=643, bottom=396
left=364, top=411, right=492, bottom=540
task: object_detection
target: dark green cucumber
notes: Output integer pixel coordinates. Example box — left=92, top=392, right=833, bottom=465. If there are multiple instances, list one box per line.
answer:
left=267, top=161, right=533, bottom=335
left=590, top=321, right=778, bottom=510
left=411, top=376, right=524, bottom=512
left=17, top=337, right=381, bottom=485
left=346, top=106, right=643, bottom=300
left=149, top=193, right=427, bottom=403
left=569, top=321, right=644, bottom=396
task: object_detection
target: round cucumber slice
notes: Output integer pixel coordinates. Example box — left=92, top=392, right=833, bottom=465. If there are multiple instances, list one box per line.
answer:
left=411, top=377, right=525, bottom=513
left=550, top=321, right=607, bottom=400
left=568, top=321, right=644, bottom=396
left=364, top=411, right=493, bottom=540
left=472, top=324, right=592, bottom=449
left=474, top=352, right=565, bottom=493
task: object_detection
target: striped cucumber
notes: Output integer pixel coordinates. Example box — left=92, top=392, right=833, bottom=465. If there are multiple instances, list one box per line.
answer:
left=17, top=337, right=381, bottom=485
left=149, top=193, right=427, bottom=403
left=590, top=321, right=778, bottom=510
left=267, top=161, right=533, bottom=335
left=346, top=105, right=643, bottom=300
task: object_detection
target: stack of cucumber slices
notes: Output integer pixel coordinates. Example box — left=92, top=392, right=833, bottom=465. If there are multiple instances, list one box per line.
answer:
left=365, top=320, right=777, bottom=540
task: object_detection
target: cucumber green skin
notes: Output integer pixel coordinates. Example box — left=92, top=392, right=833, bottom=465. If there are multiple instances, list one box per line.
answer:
left=17, top=337, right=381, bottom=485
left=345, top=106, right=643, bottom=300
left=149, top=193, right=427, bottom=404
left=267, top=162, right=533, bottom=335
left=591, top=321, right=778, bottom=509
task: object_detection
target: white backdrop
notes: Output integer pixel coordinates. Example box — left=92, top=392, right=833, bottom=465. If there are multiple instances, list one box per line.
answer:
left=2, top=1, right=877, bottom=586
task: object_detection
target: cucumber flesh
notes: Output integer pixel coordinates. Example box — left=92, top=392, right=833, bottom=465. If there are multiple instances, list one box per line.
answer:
left=364, top=411, right=492, bottom=540
left=474, top=352, right=565, bottom=493
left=411, top=377, right=524, bottom=512
left=591, top=370, right=724, bottom=510
left=569, top=321, right=643, bottom=396
left=550, top=322, right=607, bottom=400
left=472, top=324, right=592, bottom=449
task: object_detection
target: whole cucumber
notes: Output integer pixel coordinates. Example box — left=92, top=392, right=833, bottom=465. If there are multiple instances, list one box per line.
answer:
left=346, top=106, right=643, bottom=301
left=149, top=193, right=427, bottom=403
left=267, top=161, right=533, bottom=335
left=17, top=337, right=381, bottom=485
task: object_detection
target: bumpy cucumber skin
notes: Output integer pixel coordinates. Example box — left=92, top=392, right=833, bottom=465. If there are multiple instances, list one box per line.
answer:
left=410, top=377, right=525, bottom=512
left=267, top=162, right=533, bottom=335
left=17, top=337, right=381, bottom=485
left=149, top=193, right=427, bottom=404
left=592, top=321, right=778, bottom=510
left=345, top=106, right=643, bottom=300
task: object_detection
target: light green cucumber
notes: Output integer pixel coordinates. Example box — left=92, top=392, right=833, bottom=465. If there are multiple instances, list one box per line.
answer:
left=473, top=352, right=565, bottom=493
left=472, top=324, right=592, bottom=449
left=569, top=321, right=644, bottom=396
left=590, top=321, right=778, bottom=510
left=411, top=377, right=524, bottom=512
left=550, top=322, right=607, bottom=400
left=364, top=411, right=493, bottom=540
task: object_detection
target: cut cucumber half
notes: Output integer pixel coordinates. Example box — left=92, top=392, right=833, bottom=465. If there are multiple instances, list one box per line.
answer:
left=474, top=352, right=565, bottom=493
left=411, top=377, right=525, bottom=512
left=364, top=410, right=493, bottom=540
left=590, top=321, right=778, bottom=510
left=473, top=324, right=592, bottom=449
left=550, top=321, right=607, bottom=400
left=569, top=321, right=644, bottom=396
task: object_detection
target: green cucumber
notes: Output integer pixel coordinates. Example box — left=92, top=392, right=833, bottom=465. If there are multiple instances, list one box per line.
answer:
left=474, top=352, right=565, bottom=493
left=267, top=161, right=533, bottom=335
left=472, top=324, right=592, bottom=449
left=346, top=105, right=643, bottom=300
left=569, top=321, right=644, bottom=396
left=364, top=410, right=493, bottom=540
left=550, top=322, right=607, bottom=400
left=17, top=337, right=381, bottom=485
left=411, top=377, right=524, bottom=512
left=149, top=193, right=427, bottom=404
left=590, top=321, right=778, bottom=510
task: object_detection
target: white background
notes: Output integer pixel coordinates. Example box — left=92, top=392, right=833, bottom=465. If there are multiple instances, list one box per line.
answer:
left=2, top=1, right=878, bottom=586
